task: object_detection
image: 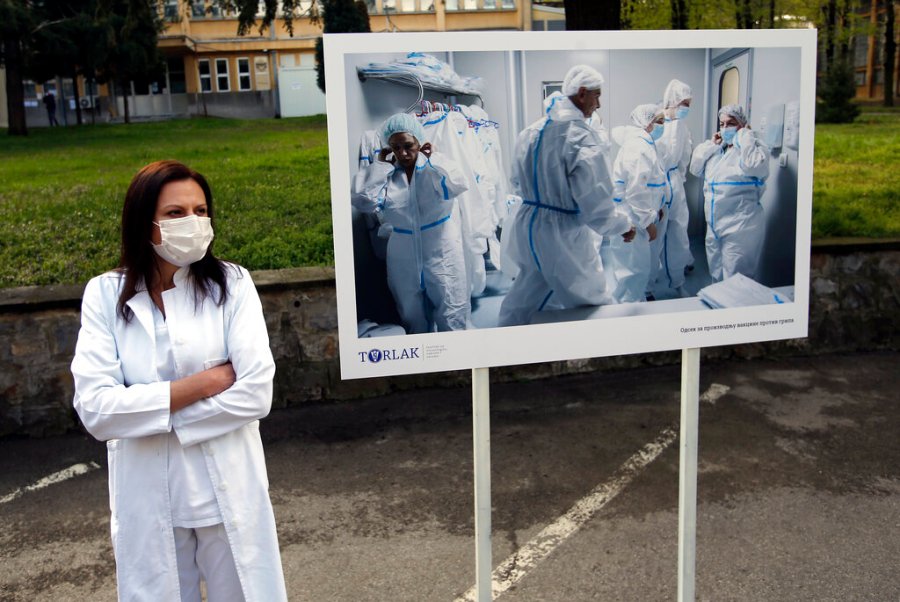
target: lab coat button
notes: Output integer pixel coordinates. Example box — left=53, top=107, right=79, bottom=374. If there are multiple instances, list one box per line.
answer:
left=219, top=482, right=228, bottom=491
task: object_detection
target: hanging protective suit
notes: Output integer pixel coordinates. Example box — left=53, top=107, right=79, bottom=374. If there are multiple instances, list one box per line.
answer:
left=358, top=129, right=390, bottom=261
left=689, top=104, right=770, bottom=282
left=421, top=109, right=493, bottom=297
left=352, top=120, right=472, bottom=333
left=603, top=104, right=668, bottom=303
left=656, top=79, right=695, bottom=291
left=498, top=89, right=632, bottom=327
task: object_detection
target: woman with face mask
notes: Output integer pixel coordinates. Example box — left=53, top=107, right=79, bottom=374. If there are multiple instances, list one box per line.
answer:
left=603, top=103, right=668, bottom=303
left=689, top=104, right=770, bottom=283
left=71, top=160, right=287, bottom=601
left=352, top=112, right=472, bottom=333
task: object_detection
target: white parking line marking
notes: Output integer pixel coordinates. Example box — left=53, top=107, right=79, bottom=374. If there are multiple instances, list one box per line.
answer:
left=0, top=461, right=101, bottom=505
left=455, top=427, right=678, bottom=601
left=700, top=383, right=731, bottom=405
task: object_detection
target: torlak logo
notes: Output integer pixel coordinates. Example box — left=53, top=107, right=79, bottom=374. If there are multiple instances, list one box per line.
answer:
left=359, top=347, right=421, bottom=363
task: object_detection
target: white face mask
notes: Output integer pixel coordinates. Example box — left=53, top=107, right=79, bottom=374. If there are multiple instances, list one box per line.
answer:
left=152, top=215, right=213, bottom=267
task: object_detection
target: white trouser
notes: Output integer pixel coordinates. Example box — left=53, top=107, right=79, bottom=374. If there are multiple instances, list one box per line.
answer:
left=174, top=524, right=245, bottom=602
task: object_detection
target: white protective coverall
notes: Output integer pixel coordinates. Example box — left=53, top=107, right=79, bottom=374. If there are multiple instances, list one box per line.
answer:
left=498, top=94, right=631, bottom=326
left=689, top=126, right=770, bottom=281
left=71, top=265, right=287, bottom=602
left=352, top=150, right=471, bottom=333
left=605, top=111, right=668, bottom=303
left=421, top=109, right=493, bottom=297
left=656, top=79, right=695, bottom=290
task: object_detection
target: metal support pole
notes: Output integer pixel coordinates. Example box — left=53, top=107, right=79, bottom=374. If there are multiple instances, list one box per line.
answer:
left=472, top=367, right=492, bottom=602
left=678, top=348, right=701, bottom=602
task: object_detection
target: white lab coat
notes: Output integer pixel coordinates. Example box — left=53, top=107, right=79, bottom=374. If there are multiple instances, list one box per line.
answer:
left=71, top=264, right=287, bottom=602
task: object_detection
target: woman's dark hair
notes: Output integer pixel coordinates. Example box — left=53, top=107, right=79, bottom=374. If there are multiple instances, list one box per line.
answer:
left=116, top=160, right=228, bottom=321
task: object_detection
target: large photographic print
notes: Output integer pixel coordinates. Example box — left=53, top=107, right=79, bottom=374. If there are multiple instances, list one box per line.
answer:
left=325, top=29, right=816, bottom=379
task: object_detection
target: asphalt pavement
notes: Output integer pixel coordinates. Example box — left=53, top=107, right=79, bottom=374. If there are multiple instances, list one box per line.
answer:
left=1, top=350, right=898, bottom=601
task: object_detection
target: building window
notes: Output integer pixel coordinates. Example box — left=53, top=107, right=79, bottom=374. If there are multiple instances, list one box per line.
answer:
left=854, top=71, right=866, bottom=86
left=215, top=58, right=230, bottom=92
left=198, top=59, right=212, bottom=92
left=238, top=58, right=252, bottom=91
left=192, top=1, right=206, bottom=17
left=854, top=37, right=869, bottom=68
left=168, top=57, right=187, bottom=93
left=24, top=80, right=38, bottom=100
left=400, top=0, right=415, bottom=10
left=501, top=0, right=515, bottom=7
left=163, top=0, right=179, bottom=19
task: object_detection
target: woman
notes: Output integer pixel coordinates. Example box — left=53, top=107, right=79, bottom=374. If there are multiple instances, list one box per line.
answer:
left=352, top=112, right=471, bottom=333
left=603, top=103, right=668, bottom=303
left=71, top=160, right=287, bottom=601
left=689, top=104, right=770, bottom=282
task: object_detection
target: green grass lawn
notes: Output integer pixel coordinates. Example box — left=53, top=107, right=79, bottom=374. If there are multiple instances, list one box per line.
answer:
left=0, top=116, right=332, bottom=288
left=1, top=110, right=897, bottom=288
left=813, top=109, right=900, bottom=239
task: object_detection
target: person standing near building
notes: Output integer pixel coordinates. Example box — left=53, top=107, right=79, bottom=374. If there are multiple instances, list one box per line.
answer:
left=498, top=65, right=635, bottom=327
left=689, top=104, right=770, bottom=282
left=71, top=160, right=287, bottom=601
left=42, top=91, right=59, bottom=126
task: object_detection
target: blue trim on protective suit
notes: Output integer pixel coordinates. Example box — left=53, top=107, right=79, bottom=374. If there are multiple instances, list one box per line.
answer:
left=528, top=206, right=542, bottom=272
left=392, top=213, right=452, bottom=235
left=522, top=200, right=580, bottom=215
left=538, top=289, right=554, bottom=312
left=707, top=177, right=764, bottom=240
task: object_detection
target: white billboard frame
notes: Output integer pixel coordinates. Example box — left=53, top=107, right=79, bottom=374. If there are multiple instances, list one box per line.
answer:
left=325, top=29, right=817, bottom=381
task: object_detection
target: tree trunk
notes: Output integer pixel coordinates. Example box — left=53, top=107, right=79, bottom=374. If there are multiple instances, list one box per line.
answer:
left=769, top=0, right=776, bottom=27
left=824, top=0, right=837, bottom=66
left=3, top=35, right=28, bottom=136
left=73, top=74, right=83, bottom=126
left=120, top=80, right=130, bottom=124
left=885, top=0, right=896, bottom=106
left=564, top=0, right=621, bottom=30
left=671, top=0, right=688, bottom=29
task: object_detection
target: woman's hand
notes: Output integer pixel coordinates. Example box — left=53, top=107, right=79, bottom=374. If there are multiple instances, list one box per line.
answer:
left=170, top=362, right=236, bottom=412
left=622, top=226, right=636, bottom=243
left=420, top=142, right=433, bottom=158
left=378, top=148, right=396, bottom=164
left=647, top=223, right=658, bottom=242
left=713, top=131, right=723, bottom=145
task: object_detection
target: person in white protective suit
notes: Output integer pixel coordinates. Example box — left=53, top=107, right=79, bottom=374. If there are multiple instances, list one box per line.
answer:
left=656, top=79, right=695, bottom=295
left=498, top=65, right=635, bottom=327
left=603, top=103, right=668, bottom=303
left=352, top=112, right=472, bottom=333
left=71, top=160, right=287, bottom=601
left=689, top=104, right=770, bottom=282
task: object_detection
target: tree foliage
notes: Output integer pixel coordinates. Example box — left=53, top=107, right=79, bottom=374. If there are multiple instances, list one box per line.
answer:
left=314, top=0, right=371, bottom=93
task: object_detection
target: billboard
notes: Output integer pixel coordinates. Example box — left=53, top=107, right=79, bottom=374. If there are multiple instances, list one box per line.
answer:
left=325, top=29, right=816, bottom=379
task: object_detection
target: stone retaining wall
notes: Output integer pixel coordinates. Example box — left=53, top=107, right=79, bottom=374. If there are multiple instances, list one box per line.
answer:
left=1, top=242, right=898, bottom=438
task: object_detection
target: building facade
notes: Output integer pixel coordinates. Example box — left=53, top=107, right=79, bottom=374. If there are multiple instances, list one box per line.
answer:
left=13, top=0, right=566, bottom=126
left=852, top=0, right=899, bottom=101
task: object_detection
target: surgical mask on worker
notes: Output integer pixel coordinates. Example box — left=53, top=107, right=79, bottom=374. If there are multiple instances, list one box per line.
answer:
left=152, top=215, right=213, bottom=267
left=650, top=123, right=664, bottom=141
left=675, top=106, right=690, bottom=120
left=720, top=126, right=738, bottom=145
